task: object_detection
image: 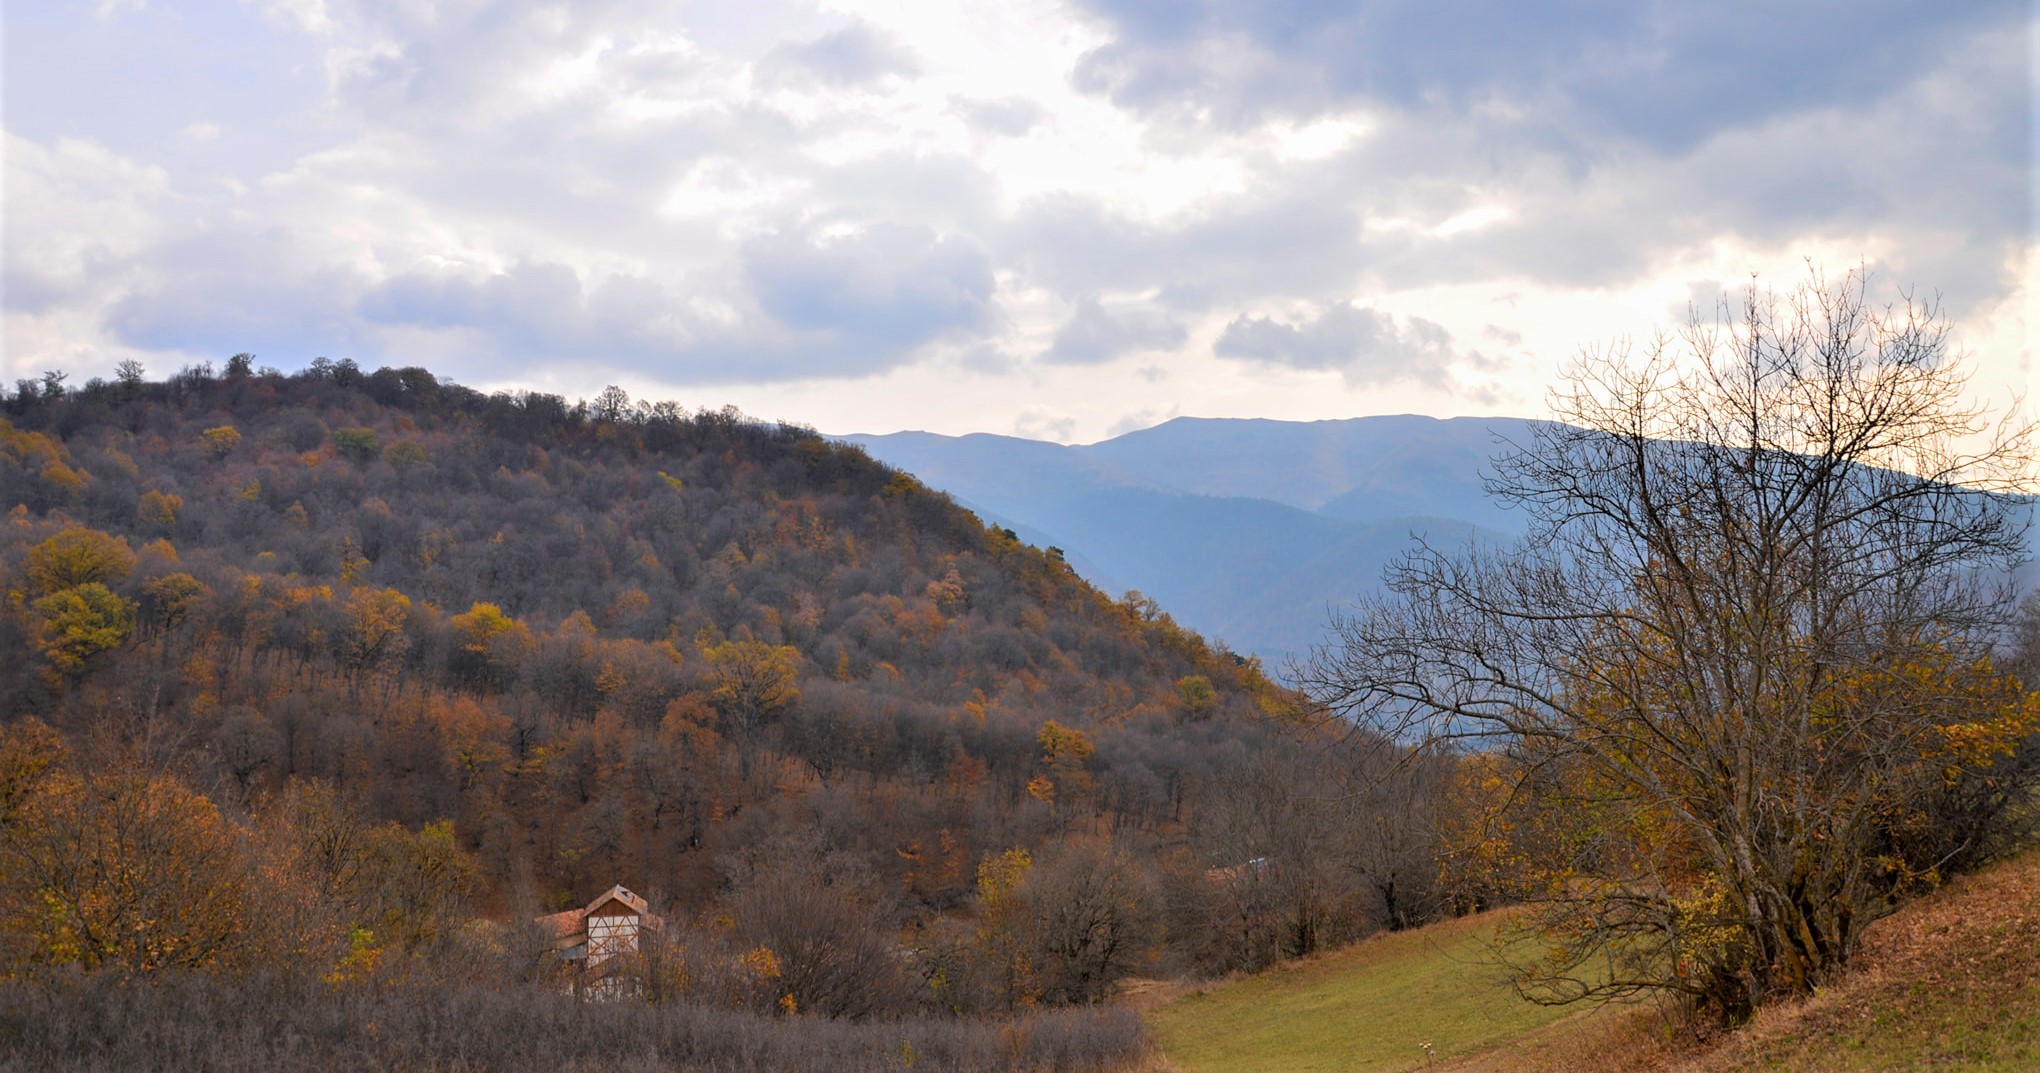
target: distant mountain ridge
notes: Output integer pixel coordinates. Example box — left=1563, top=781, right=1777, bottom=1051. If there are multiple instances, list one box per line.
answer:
left=843, top=415, right=2039, bottom=670
left=1083, top=415, right=1537, bottom=533
left=841, top=416, right=1540, bottom=665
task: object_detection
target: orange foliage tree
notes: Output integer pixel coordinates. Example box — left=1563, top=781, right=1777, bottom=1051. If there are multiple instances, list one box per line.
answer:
left=0, top=722, right=254, bottom=976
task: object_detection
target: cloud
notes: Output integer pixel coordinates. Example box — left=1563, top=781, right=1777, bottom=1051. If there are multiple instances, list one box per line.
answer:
left=758, top=21, right=920, bottom=88
left=358, top=260, right=672, bottom=355
left=5, top=0, right=2030, bottom=431
left=953, top=96, right=1047, bottom=138
left=351, top=223, right=1000, bottom=383
left=1067, top=0, right=2022, bottom=150
left=1006, top=186, right=1365, bottom=306
left=98, top=217, right=1001, bottom=386
left=1327, top=21, right=2034, bottom=305
left=743, top=222, right=996, bottom=350
left=104, top=227, right=373, bottom=361
left=93, top=0, right=146, bottom=22
left=1014, top=406, right=1077, bottom=442
left=1215, top=302, right=1472, bottom=388
left=1107, top=404, right=1179, bottom=438
left=3, top=134, right=167, bottom=317
left=1041, top=299, right=1188, bottom=365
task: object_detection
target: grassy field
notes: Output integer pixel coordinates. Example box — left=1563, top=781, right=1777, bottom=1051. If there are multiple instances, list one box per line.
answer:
left=1144, top=912, right=1577, bottom=1072
left=1147, top=849, right=2040, bottom=1073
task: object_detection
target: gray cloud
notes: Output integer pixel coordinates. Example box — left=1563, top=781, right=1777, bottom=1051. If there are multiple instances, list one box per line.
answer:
left=758, top=22, right=920, bottom=88
left=953, top=96, right=1048, bottom=138
left=1042, top=300, right=1188, bottom=365
left=1068, top=0, right=2021, bottom=151
left=743, top=222, right=995, bottom=349
left=105, top=227, right=373, bottom=362
left=101, top=216, right=1001, bottom=385
left=352, top=222, right=999, bottom=382
left=358, top=260, right=691, bottom=364
left=1215, top=303, right=1466, bottom=388
left=1326, top=22, right=2033, bottom=307
left=5, top=263, right=92, bottom=316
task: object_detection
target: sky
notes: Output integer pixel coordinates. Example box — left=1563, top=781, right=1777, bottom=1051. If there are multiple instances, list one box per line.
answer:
left=4, top=0, right=2034, bottom=443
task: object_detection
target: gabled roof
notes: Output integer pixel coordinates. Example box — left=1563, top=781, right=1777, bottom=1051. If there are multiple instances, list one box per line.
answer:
left=584, top=884, right=652, bottom=917
left=535, top=884, right=661, bottom=938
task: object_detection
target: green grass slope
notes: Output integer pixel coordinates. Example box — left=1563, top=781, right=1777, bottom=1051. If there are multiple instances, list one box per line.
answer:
left=1148, top=849, right=2040, bottom=1073
left=1145, top=912, right=1571, bottom=1073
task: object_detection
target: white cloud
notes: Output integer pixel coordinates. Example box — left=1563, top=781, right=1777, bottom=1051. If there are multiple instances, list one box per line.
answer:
left=1107, top=404, right=1179, bottom=438
left=757, top=21, right=920, bottom=88
left=92, top=0, right=147, bottom=22
left=1014, top=405, right=1078, bottom=443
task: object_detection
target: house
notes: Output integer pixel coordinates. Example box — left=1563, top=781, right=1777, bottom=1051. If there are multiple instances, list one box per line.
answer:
left=536, top=884, right=664, bottom=996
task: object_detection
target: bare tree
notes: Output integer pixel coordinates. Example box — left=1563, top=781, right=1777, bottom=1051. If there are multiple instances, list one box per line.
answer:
left=1299, top=269, right=2036, bottom=1020
left=1185, top=748, right=1364, bottom=969
left=1337, top=748, right=1447, bottom=932
left=1020, top=841, right=1156, bottom=1005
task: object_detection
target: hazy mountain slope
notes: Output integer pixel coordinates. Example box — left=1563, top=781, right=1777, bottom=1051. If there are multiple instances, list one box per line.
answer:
left=1003, top=486, right=1487, bottom=661
left=846, top=419, right=2037, bottom=667
left=848, top=430, right=1171, bottom=502
left=831, top=430, right=1154, bottom=595
left=842, top=426, right=1505, bottom=663
left=1081, top=415, right=1537, bottom=532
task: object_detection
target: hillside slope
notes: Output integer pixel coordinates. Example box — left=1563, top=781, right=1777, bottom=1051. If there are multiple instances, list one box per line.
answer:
left=1083, top=415, right=1533, bottom=531
left=0, top=364, right=1299, bottom=997
left=1145, top=848, right=2040, bottom=1073
left=1146, top=910, right=1574, bottom=1073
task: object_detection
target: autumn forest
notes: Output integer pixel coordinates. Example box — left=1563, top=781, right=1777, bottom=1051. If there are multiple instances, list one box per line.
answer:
left=0, top=358, right=1464, bottom=1071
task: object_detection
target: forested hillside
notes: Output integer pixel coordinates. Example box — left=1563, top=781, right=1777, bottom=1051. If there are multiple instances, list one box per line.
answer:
left=0, top=359, right=1421, bottom=1028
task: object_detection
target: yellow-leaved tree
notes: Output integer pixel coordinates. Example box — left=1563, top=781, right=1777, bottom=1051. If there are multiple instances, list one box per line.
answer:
left=702, top=639, right=801, bottom=778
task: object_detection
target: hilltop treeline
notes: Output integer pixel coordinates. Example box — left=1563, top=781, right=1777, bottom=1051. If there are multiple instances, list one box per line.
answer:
left=0, top=357, right=1442, bottom=1045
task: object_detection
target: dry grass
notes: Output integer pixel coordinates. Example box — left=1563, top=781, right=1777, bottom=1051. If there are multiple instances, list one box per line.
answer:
left=1667, top=848, right=2040, bottom=1072
left=1150, top=849, right=2040, bottom=1073
left=1445, top=848, right=2040, bottom=1073
left=0, top=972, right=1151, bottom=1073
left=1431, top=1000, right=1684, bottom=1073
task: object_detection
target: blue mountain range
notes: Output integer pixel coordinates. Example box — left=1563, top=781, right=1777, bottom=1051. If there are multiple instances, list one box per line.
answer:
left=844, top=415, right=2040, bottom=673
left=841, top=416, right=1538, bottom=667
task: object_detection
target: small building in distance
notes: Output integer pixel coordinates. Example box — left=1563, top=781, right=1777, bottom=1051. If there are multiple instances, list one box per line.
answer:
left=536, top=884, right=664, bottom=997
